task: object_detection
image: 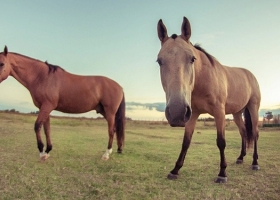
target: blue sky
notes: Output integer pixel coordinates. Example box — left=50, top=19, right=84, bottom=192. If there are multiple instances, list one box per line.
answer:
left=0, top=0, right=279, bottom=120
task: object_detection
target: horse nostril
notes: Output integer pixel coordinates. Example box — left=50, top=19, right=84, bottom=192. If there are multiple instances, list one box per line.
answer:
left=165, top=106, right=171, bottom=120
left=184, top=106, right=192, bottom=122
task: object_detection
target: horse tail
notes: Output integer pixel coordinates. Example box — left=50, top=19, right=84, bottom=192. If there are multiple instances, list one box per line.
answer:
left=244, top=107, right=254, bottom=148
left=115, top=93, right=125, bottom=152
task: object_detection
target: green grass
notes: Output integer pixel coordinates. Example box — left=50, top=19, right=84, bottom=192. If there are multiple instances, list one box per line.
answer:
left=0, top=112, right=279, bottom=199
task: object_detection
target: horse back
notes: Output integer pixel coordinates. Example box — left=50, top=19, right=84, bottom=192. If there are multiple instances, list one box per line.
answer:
left=51, top=72, right=123, bottom=113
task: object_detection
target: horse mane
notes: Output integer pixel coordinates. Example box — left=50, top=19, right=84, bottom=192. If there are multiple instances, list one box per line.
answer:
left=45, top=61, right=63, bottom=73
left=193, top=44, right=215, bottom=65
left=171, top=34, right=178, bottom=39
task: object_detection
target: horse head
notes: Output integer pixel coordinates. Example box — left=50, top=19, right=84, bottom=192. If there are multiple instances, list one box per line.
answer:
left=0, top=46, right=11, bottom=83
left=157, top=17, right=196, bottom=127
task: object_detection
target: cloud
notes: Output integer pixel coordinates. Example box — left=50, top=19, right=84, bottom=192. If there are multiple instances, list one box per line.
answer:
left=126, top=102, right=165, bottom=112
left=126, top=101, right=280, bottom=118
left=125, top=102, right=167, bottom=120
left=259, top=106, right=280, bottom=117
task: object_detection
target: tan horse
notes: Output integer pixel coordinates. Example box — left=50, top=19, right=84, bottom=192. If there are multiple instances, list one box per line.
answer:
left=157, top=17, right=261, bottom=183
left=0, top=46, right=125, bottom=161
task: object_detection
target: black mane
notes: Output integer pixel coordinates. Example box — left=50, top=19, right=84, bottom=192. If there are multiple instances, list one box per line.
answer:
left=9, top=52, right=64, bottom=74
left=45, top=61, right=63, bottom=73
left=194, top=44, right=215, bottom=65
left=171, top=34, right=178, bottom=39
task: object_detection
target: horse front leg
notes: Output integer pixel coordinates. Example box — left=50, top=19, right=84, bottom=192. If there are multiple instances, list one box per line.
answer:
left=214, top=113, right=227, bottom=183
left=34, top=107, right=52, bottom=160
left=43, top=116, right=52, bottom=156
left=167, top=113, right=198, bottom=180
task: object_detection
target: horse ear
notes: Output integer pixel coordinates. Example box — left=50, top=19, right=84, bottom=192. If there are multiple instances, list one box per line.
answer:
left=181, top=17, right=191, bottom=41
left=4, top=46, right=8, bottom=56
left=157, top=19, right=168, bottom=44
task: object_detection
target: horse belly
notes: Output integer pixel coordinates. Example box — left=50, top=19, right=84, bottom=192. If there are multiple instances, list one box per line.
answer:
left=225, top=92, right=250, bottom=114
left=225, top=102, right=245, bottom=114
left=224, top=67, right=256, bottom=114
left=56, top=95, right=99, bottom=114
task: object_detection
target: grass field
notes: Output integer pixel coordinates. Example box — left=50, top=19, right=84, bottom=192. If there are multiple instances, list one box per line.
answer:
left=0, top=112, right=279, bottom=199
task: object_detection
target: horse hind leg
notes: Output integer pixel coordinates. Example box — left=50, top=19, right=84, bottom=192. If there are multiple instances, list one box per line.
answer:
left=115, top=96, right=125, bottom=154
left=233, top=113, right=247, bottom=164
left=245, top=105, right=260, bottom=170
left=100, top=95, right=125, bottom=160
left=101, top=111, right=115, bottom=161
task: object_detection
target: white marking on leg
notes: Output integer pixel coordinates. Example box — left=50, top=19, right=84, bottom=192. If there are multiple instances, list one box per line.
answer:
left=40, top=152, right=49, bottom=160
left=101, top=148, right=112, bottom=160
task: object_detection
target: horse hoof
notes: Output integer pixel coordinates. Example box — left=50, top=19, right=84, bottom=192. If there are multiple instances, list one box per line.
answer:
left=40, top=154, right=49, bottom=161
left=252, top=165, right=260, bottom=170
left=40, top=152, right=49, bottom=161
left=236, top=159, right=243, bottom=164
left=101, top=149, right=112, bottom=160
left=117, top=149, right=122, bottom=154
left=101, top=155, right=109, bottom=161
left=214, top=176, right=227, bottom=183
left=167, top=173, right=179, bottom=180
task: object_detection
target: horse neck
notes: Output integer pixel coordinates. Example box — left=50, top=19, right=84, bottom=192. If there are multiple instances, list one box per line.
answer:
left=9, top=53, right=47, bottom=89
left=193, top=48, right=217, bottom=87
left=192, top=48, right=226, bottom=95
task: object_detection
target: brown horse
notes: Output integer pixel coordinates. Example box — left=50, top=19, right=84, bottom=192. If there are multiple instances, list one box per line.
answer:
left=0, top=46, right=125, bottom=161
left=157, top=17, right=261, bottom=183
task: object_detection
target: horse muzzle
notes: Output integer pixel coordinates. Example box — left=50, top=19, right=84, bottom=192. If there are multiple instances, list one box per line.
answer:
left=165, top=104, right=192, bottom=127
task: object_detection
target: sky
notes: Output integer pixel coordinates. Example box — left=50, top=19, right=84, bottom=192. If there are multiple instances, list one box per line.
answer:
left=0, top=0, right=279, bottom=120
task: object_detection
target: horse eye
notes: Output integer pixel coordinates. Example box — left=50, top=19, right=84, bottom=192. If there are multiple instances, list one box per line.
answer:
left=156, top=59, right=163, bottom=66
left=191, top=56, right=196, bottom=64
left=0, top=63, right=4, bottom=67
